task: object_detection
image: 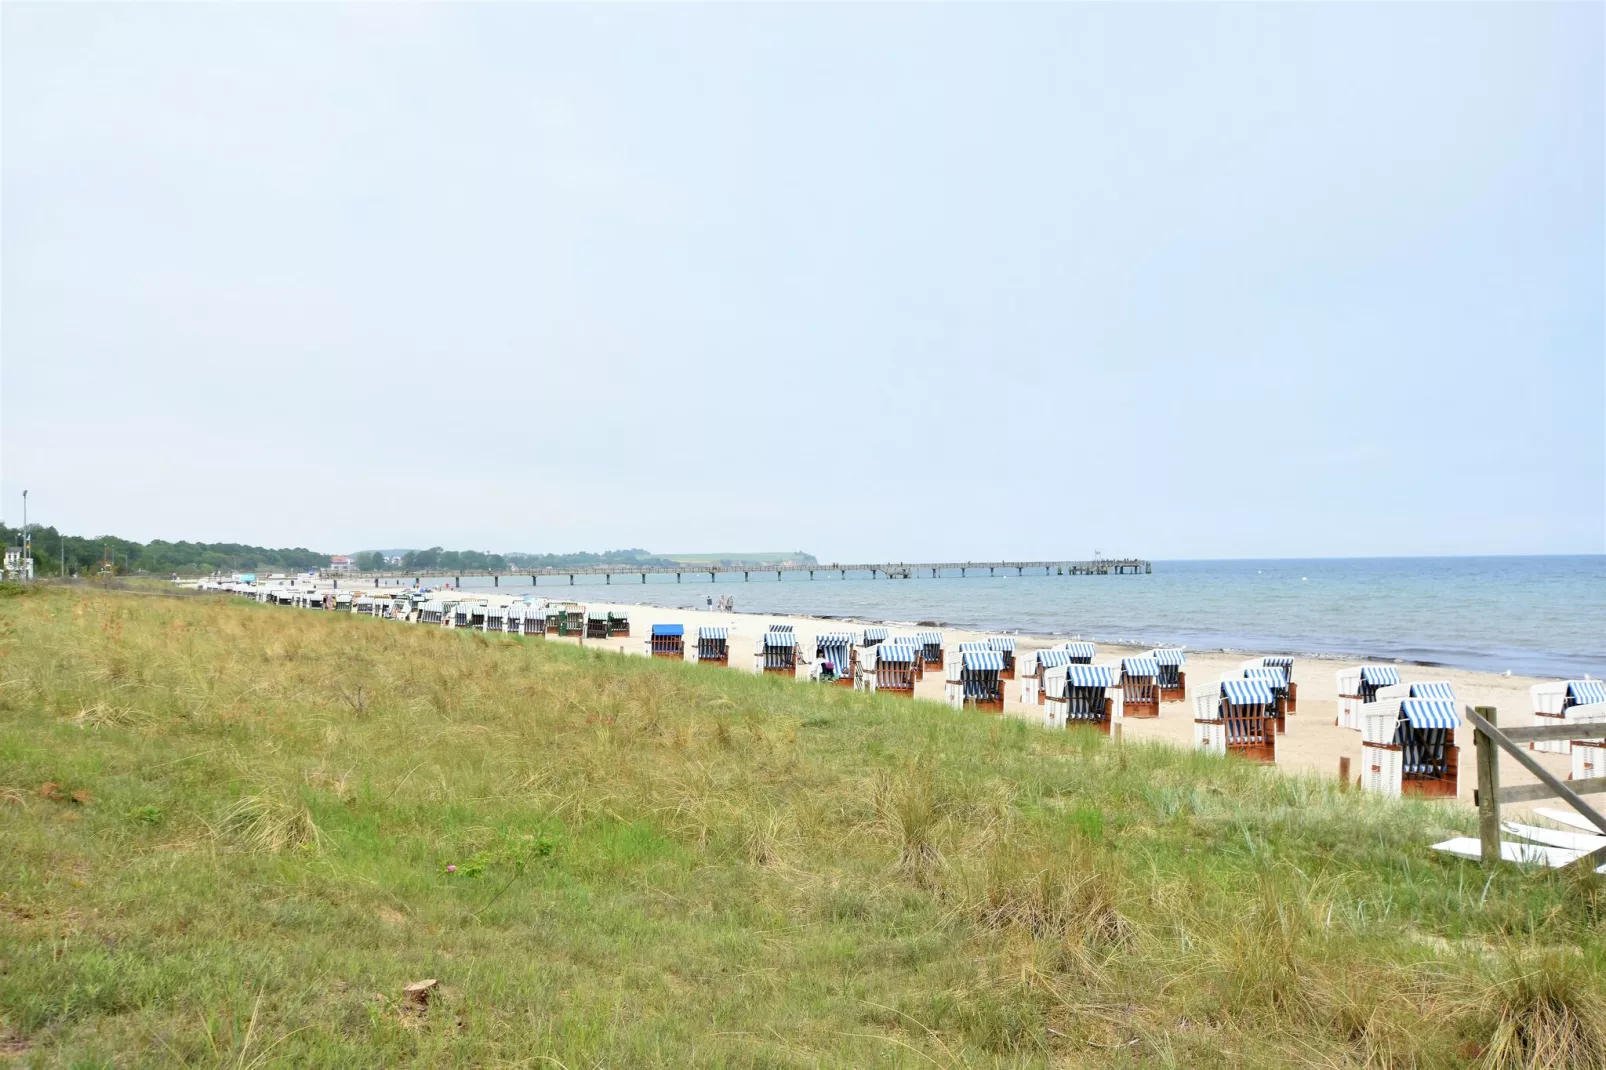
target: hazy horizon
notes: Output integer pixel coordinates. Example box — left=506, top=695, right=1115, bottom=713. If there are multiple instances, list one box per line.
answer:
left=4, top=4, right=1602, bottom=560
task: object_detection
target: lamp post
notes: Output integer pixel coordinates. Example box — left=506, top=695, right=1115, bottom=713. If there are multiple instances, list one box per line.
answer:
left=21, top=490, right=29, bottom=582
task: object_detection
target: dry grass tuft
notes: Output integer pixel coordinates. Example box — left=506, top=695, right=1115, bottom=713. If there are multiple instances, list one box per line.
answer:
left=1478, top=951, right=1606, bottom=1070
left=215, top=791, right=327, bottom=854
left=871, top=765, right=947, bottom=887
left=71, top=701, right=149, bottom=729
left=963, top=840, right=1134, bottom=961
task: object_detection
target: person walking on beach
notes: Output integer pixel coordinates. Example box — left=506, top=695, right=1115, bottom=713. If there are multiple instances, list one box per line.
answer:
left=706, top=595, right=713, bottom=611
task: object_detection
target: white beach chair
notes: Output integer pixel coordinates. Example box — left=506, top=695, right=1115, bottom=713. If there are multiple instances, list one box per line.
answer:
left=1042, top=663, right=1122, bottom=733
left=1335, top=665, right=1401, bottom=730
left=1530, top=680, right=1606, bottom=755
left=1360, top=697, right=1460, bottom=798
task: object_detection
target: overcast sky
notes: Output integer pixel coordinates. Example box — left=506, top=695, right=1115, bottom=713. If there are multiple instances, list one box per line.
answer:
left=3, top=4, right=1601, bottom=561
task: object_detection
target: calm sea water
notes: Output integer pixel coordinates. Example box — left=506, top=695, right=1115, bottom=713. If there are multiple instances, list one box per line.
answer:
left=408, top=556, right=1604, bottom=678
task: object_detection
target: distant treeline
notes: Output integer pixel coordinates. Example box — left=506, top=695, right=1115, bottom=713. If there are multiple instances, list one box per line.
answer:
left=0, top=524, right=328, bottom=577
left=3, top=525, right=806, bottom=577
left=388, top=547, right=680, bottom=572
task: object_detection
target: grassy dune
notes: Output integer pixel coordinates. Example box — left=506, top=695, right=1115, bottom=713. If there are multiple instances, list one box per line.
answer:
left=2, top=585, right=1604, bottom=1067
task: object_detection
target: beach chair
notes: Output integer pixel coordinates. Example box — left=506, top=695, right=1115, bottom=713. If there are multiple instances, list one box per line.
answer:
left=608, top=612, right=630, bottom=638
left=1058, top=641, right=1096, bottom=665
left=552, top=603, right=584, bottom=637
left=945, top=648, right=1005, bottom=712
left=985, top=637, right=1018, bottom=680
left=647, top=623, right=684, bottom=659
left=813, top=633, right=856, bottom=686
left=1335, top=665, right=1401, bottom=729
left=503, top=603, right=524, bottom=633
left=1360, top=697, right=1460, bottom=798
left=1241, top=657, right=1296, bottom=712
left=1021, top=648, right=1079, bottom=706
left=523, top=605, right=548, bottom=636
left=862, top=641, right=918, bottom=696
left=451, top=603, right=472, bottom=629
left=860, top=627, right=889, bottom=648
left=1564, top=704, right=1606, bottom=780
left=1194, top=679, right=1277, bottom=763
left=353, top=596, right=373, bottom=616
left=483, top=605, right=506, bottom=633
left=754, top=628, right=798, bottom=676
left=695, top=627, right=729, bottom=666
left=916, top=631, right=943, bottom=675
left=585, top=610, right=610, bottom=640
left=1149, top=648, right=1187, bottom=701
left=416, top=600, right=441, bottom=625
left=1120, top=657, right=1161, bottom=719
left=1530, top=680, right=1606, bottom=755
left=886, top=636, right=925, bottom=680
left=1043, top=663, right=1123, bottom=733
left=1241, top=666, right=1293, bottom=732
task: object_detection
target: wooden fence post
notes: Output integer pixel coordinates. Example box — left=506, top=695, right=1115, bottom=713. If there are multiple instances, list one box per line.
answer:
left=1338, top=755, right=1350, bottom=790
left=1475, top=705, right=1500, bottom=865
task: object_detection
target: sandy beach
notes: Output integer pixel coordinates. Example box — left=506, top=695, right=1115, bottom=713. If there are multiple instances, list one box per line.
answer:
left=323, top=583, right=1587, bottom=814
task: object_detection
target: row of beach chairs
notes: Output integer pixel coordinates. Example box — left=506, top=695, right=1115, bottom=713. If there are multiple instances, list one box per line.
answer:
left=248, top=586, right=1593, bottom=804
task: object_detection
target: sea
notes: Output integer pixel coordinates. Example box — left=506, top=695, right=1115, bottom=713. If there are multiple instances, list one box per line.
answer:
left=407, top=556, right=1604, bottom=679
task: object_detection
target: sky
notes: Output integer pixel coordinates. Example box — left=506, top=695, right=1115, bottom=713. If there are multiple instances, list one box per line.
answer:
left=3, top=3, right=1602, bottom=562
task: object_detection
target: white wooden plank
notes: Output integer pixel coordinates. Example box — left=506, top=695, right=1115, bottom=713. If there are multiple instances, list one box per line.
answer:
left=1533, top=807, right=1606, bottom=835
left=1430, top=837, right=1586, bottom=868
left=1503, top=822, right=1606, bottom=852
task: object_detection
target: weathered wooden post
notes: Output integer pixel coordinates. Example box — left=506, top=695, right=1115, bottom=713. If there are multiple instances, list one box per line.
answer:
left=1338, top=755, right=1350, bottom=789
left=1475, top=706, right=1501, bottom=865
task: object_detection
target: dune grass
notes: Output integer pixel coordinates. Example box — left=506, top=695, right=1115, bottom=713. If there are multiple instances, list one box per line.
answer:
left=2, top=585, right=1604, bottom=1067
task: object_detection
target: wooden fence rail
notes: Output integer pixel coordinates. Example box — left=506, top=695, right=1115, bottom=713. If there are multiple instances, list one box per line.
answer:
left=1468, top=705, right=1606, bottom=870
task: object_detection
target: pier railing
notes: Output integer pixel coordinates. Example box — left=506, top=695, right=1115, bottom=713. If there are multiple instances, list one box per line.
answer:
left=338, top=558, right=1152, bottom=585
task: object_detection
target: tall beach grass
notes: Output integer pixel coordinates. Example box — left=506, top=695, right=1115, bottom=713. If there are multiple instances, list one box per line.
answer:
left=1, top=584, right=1603, bottom=1066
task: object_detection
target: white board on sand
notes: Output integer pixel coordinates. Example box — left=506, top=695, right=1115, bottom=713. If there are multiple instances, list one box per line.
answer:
left=1502, top=823, right=1606, bottom=852
left=1430, top=837, right=1587, bottom=868
left=1533, top=807, right=1606, bottom=835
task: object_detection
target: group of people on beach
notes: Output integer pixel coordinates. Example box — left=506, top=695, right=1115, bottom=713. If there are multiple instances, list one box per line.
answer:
left=705, top=594, right=733, bottom=613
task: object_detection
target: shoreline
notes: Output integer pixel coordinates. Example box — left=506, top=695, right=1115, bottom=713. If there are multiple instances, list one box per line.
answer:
left=330, top=571, right=1598, bottom=678
left=515, top=593, right=1531, bottom=676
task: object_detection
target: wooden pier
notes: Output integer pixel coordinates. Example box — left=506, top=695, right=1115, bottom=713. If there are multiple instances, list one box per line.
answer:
left=348, top=558, right=1152, bottom=587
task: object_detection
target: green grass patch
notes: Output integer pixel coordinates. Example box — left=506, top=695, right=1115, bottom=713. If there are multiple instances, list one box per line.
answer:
left=1, top=586, right=1603, bottom=1066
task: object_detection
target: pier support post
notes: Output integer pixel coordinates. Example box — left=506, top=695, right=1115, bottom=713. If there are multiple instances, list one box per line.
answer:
left=744, top=572, right=749, bottom=581
left=641, top=573, right=646, bottom=583
left=494, top=575, right=499, bottom=587
left=809, top=570, right=814, bottom=579
left=532, top=575, right=536, bottom=585
left=606, top=574, right=610, bottom=584
left=455, top=577, right=460, bottom=587
left=840, top=570, right=845, bottom=579
left=676, top=573, right=681, bottom=582
left=777, top=570, right=781, bottom=581
left=569, top=575, right=574, bottom=585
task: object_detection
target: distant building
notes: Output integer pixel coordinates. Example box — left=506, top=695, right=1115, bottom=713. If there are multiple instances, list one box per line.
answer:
left=387, top=556, right=404, bottom=567
left=3, top=548, right=33, bottom=581
left=328, top=555, right=354, bottom=572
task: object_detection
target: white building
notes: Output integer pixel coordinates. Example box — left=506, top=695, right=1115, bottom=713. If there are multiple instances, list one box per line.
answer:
left=3, top=548, right=33, bottom=580
left=327, top=555, right=354, bottom=573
